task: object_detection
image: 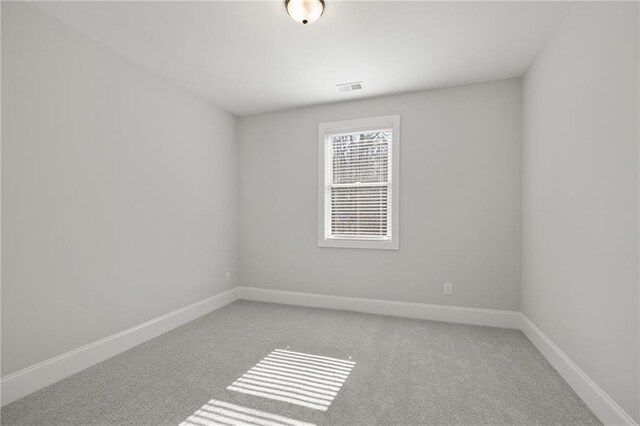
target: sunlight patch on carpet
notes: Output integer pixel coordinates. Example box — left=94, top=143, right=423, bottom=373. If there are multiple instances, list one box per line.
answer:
left=179, top=398, right=315, bottom=426
left=227, top=349, right=356, bottom=411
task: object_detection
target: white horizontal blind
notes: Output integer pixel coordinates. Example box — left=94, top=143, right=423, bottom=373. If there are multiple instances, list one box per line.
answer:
left=324, top=128, right=393, bottom=240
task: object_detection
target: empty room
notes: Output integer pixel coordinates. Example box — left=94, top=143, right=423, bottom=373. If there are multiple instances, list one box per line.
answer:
left=1, top=1, right=638, bottom=425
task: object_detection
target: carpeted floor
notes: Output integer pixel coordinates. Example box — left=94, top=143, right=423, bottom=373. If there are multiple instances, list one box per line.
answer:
left=1, top=300, right=600, bottom=425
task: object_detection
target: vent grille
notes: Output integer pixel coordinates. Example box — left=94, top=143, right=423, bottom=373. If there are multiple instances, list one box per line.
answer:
left=337, top=81, right=363, bottom=92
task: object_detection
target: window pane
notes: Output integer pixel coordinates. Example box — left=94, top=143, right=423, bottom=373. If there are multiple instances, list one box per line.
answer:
left=330, top=186, right=389, bottom=237
left=331, top=131, right=390, bottom=185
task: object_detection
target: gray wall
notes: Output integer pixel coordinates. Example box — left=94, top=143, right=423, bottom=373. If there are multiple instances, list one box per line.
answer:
left=1, top=3, right=239, bottom=376
left=239, top=79, right=522, bottom=311
left=522, top=2, right=639, bottom=421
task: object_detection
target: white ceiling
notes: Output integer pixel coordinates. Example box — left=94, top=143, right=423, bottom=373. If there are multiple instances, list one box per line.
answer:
left=35, top=1, right=572, bottom=116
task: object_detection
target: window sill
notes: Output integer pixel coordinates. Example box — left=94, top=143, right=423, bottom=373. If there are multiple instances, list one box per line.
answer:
left=318, top=238, right=399, bottom=250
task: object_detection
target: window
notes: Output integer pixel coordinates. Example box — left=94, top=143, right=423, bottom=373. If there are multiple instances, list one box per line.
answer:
left=318, top=115, right=400, bottom=250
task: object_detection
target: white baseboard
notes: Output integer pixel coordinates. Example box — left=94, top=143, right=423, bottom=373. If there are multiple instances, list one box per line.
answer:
left=0, top=287, right=239, bottom=407
left=236, top=286, right=521, bottom=329
left=520, top=314, right=637, bottom=426
left=2, top=285, right=634, bottom=426
left=0, top=287, right=518, bottom=409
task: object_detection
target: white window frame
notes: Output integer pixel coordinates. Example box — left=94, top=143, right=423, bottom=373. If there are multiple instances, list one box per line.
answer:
left=318, top=115, right=400, bottom=250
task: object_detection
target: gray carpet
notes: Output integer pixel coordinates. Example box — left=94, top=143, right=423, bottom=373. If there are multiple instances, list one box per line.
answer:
left=1, top=300, right=600, bottom=425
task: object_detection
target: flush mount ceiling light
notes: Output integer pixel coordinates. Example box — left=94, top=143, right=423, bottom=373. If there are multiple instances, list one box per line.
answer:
left=285, top=0, right=325, bottom=25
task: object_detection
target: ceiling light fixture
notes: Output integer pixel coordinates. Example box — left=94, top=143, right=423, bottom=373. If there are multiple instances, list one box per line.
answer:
left=285, top=0, right=325, bottom=25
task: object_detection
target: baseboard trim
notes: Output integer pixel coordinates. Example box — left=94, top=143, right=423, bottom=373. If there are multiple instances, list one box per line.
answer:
left=520, top=314, right=637, bottom=426
left=0, top=287, right=239, bottom=407
left=236, top=286, right=521, bottom=329
left=2, top=286, right=634, bottom=425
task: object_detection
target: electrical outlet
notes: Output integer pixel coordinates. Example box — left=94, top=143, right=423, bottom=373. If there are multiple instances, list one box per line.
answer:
left=225, top=272, right=231, bottom=282
left=444, top=282, right=453, bottom=295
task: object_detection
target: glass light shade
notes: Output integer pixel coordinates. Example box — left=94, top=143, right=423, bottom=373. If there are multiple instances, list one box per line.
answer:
left=285, top=0, right=325, bottom=25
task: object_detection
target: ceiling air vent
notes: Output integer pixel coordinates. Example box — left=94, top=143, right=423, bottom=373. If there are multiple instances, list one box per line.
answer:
left=337, top=81, right=363, bottom=92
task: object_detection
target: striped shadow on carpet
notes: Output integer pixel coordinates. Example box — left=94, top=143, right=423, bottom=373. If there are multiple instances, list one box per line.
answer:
left=227, top=349, right=356, bottom=411
left=179, top=399, right=316, bottom=426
